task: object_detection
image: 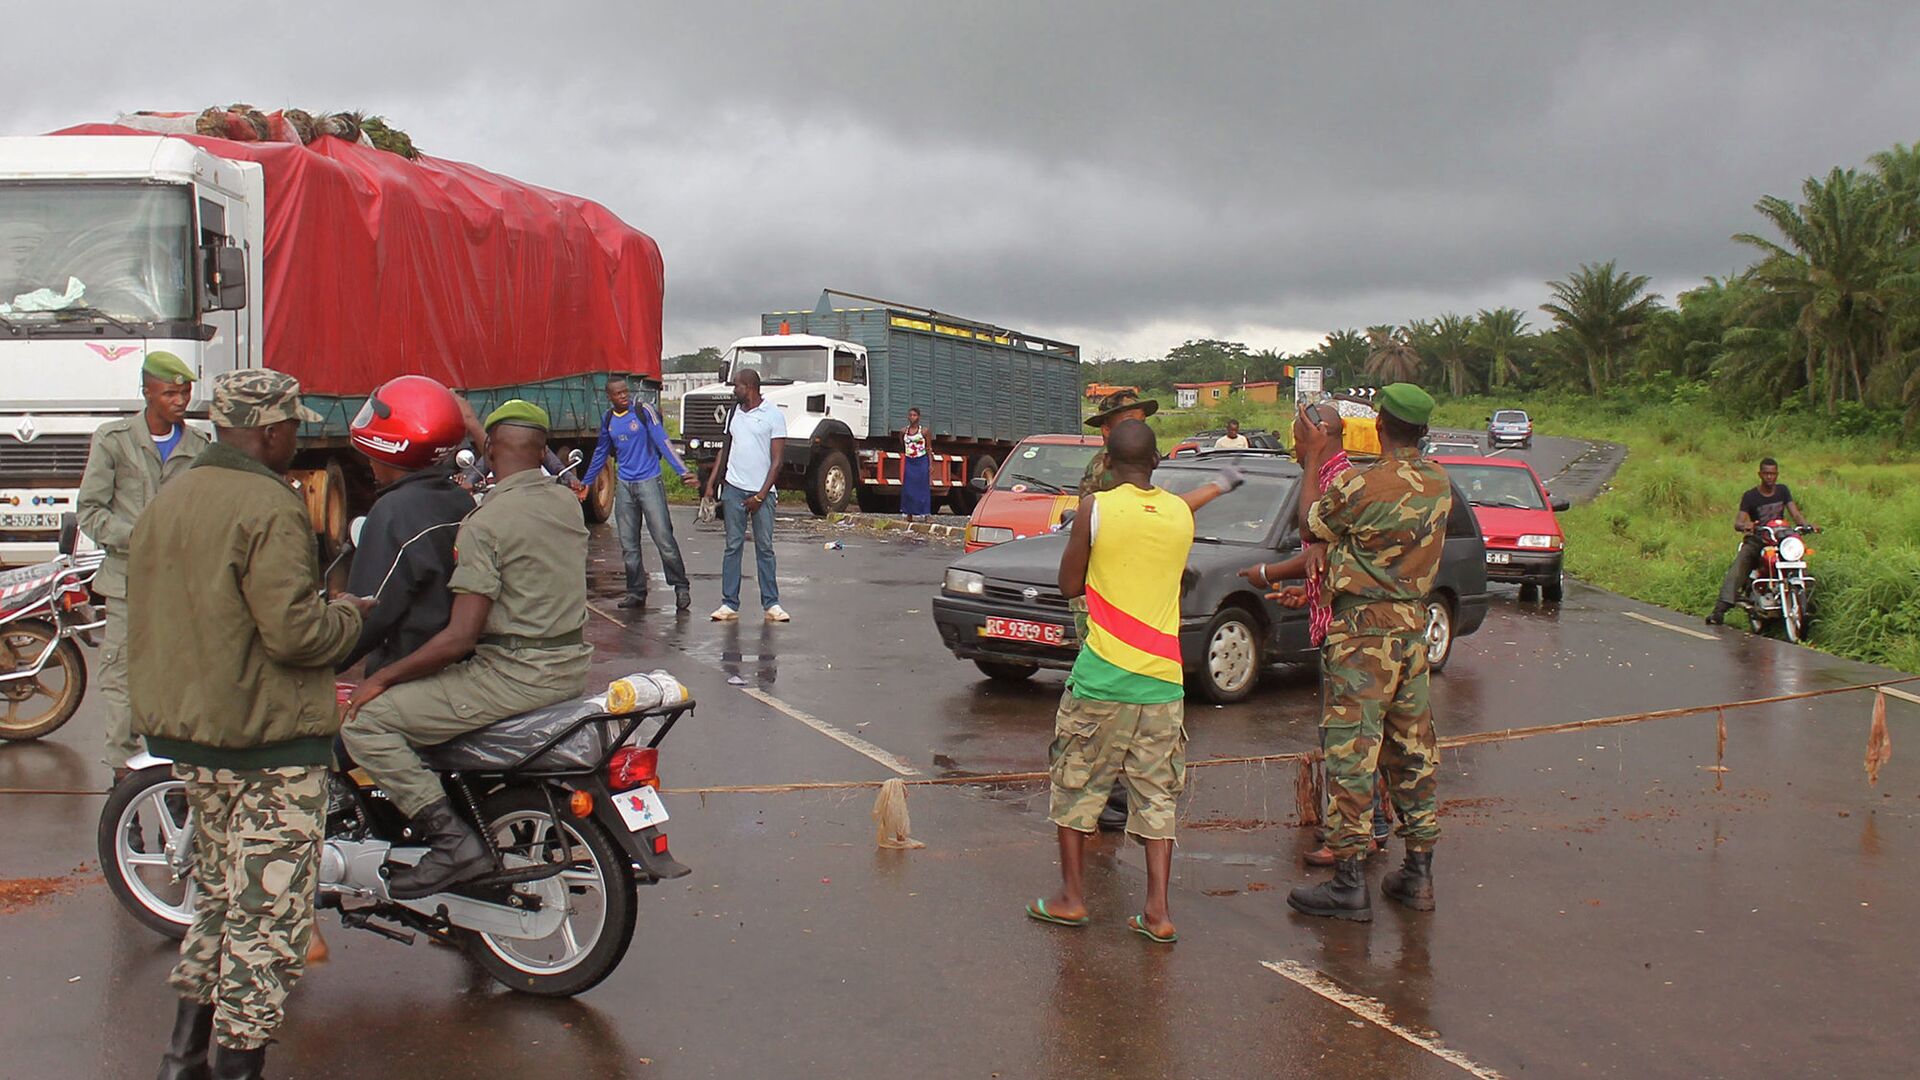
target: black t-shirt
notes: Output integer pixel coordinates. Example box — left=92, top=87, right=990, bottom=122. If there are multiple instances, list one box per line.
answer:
left=1740, top=484, right=1793, bottom=527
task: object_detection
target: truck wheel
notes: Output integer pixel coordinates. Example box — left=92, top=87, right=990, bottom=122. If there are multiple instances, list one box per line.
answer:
left=950, top=454, right=999, bottom=514
left=584, top=466, right=616, bottom=524
left=973, top=659, right=1037, bottom=683
left=806, top=450, right=854, bottom=516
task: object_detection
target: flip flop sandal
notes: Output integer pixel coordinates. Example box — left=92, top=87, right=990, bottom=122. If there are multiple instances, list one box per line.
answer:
left=1026, top=898, right=1089, bottom=928
left=1128, top=914, right=1177, bottom=944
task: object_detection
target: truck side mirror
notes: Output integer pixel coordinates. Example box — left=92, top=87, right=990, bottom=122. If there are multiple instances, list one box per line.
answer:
left=202, top=246, right=248, bottom=312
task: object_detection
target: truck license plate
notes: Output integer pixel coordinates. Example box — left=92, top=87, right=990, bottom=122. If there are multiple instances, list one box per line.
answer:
left=613, top=786, right=670, bottom=832
left=1486, top=551, right=1511, bottom=565
left=981, top=617, right=1067, bottom=647
left=0, top=513, right=62, bottom=529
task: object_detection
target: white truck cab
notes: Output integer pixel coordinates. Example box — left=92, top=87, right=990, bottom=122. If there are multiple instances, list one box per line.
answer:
left=0, top=135, right=261, bottom=564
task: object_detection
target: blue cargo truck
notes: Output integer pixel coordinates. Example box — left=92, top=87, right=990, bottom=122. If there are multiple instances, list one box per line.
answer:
left=679, top=290, right=1082, bottom=516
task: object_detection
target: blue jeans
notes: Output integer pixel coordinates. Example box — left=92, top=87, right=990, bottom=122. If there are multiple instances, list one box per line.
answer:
left=614, top=476, right=690, bottom=595
left=720, top=482, right=779, bottom=611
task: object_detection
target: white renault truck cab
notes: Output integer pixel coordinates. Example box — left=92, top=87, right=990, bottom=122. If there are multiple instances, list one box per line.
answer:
left=678, top=334, right=872, bottom=509
left=0, top=135, right=260, bottom=565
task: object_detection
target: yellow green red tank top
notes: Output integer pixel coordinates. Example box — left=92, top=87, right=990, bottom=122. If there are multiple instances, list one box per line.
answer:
left=1068, top=483, right=1193, bottom=703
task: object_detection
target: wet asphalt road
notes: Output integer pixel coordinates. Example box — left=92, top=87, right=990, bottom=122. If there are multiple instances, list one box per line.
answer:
left=2, top=436, right=1914, bottom=1079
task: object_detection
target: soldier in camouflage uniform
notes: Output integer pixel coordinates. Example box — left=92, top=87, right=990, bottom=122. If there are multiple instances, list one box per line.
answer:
left=75, top=351, right=210, bottom=779
left=127, top=369, right=372, bottom=1079
left=1286, top=383, right=1451, bottom=922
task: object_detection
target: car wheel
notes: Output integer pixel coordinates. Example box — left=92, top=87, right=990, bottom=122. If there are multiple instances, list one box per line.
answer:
left=1197, top=606, right=1262, bottom=704
left=1543, top=576, right=1564, bottom=603
left=1424, top=595, right=1455, bottom=672
left=974, top=659, right=1038, bottom=684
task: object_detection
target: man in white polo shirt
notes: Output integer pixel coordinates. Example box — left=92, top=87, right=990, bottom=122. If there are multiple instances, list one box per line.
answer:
left=703, top=368, right=791, bottom=622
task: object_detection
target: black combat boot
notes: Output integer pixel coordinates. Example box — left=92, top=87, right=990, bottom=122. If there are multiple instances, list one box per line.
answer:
left=1381, top=849, right=1436, bottom=911
left=1287, top=856, right=1372, bottom=921
left=386, top=798, right=491, bottom=900
left=207, top=1044, right=265, bottom=1080
left=155, top=998, right=214, bottom=1080
left=1705, top=602, right=1730, bottom=626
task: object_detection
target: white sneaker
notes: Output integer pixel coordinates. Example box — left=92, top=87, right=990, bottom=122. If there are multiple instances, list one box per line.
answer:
left=764, top=604, right=791, bottom=623
left=710, top=605, right=739, bottom=622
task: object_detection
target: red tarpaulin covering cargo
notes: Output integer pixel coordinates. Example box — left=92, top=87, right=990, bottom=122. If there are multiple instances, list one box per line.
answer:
left=51, top=124, right=663, bottom=395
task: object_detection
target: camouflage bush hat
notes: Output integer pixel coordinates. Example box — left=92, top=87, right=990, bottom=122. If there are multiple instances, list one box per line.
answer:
left=1376, top=383, right=1436, bottom=426
left=141, top=351, right=196, bottom=385
left=210, top=369, right=322, bottom=427
left=1086, top=388, right=1160, bottom=428
left=485, top=399, right=550, bottom=432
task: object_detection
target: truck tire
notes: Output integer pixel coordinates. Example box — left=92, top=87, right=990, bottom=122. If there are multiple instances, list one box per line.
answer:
left=806, top=450, right=854, bottom=516
left=950, top=454, right=999, bottom=515
left=584, top=465, right=616, bottom=524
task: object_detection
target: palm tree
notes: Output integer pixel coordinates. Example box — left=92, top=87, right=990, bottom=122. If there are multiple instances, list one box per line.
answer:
left=1428, top=313, right=1479, bottom=397
left=1735, top=167, right=1897, bottom=410
left=1541, top=261, right=1661, bottom=395
left=1472, top=307, right=1529, bottom=388
left=1363, top=325, right=1424, bottom=384
left=1315, top=329, right=1368, bottom=382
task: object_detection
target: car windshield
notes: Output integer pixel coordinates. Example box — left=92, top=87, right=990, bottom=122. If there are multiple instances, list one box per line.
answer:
left=1445, top=463, right=1546, bottom=509
left=1155, top=466, right=1294, bottom=544
left=728, top=346, right=828, bottom=385
left=996, top=442, right=1098, bottom=494
left=1493, top=411, right=1528, bottom=424
left=0, top=182, right=195, bottom=323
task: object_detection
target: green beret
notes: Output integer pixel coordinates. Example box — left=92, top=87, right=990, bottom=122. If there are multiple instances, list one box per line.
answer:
left=142, top=351, right=196, bottom=385
left=1377, top=383, right=1435, bottom=426
left=485, top=399, right=550, bottom=432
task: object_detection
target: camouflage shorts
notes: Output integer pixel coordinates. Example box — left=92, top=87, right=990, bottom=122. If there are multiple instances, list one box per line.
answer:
left=170, top=764, right=326, bottom=1050
left=1048, top=690, right=1186, bottom=841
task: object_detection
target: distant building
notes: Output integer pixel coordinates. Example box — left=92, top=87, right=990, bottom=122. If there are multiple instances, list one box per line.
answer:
left=1085, top=382, right=1140, bottom=401
left=1174, top=381, right=1232, bottom=409
left=1239, top=380, right=1280, bottom=404
left=662, top=371, right=721, bottom=402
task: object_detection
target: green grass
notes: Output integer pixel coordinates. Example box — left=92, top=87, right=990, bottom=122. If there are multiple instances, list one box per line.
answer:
left=1432, top=394, right=1920, bottom=673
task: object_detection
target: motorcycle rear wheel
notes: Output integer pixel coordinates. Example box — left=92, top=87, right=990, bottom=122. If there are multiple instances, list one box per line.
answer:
left=0, top=621, right=86, bottom=741
left=465, top=787, right=638, bottom=997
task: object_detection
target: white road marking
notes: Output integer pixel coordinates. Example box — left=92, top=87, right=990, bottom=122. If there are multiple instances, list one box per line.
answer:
left=1260, top=960, right=1506, bottom=1079
left=738, top=687, right=923, bottom=777
left=1878, top=686, right=1920, bottom=707
left=1483, top=447, right=1510, bottom=458
left=1624, top=611, right=1718, bottom=642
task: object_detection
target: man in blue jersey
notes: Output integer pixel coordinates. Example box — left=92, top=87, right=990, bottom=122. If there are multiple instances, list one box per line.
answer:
left=583, top=375, right=693, bottom=612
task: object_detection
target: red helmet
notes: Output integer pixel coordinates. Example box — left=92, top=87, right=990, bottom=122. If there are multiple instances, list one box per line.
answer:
left=350, top=375, right=466, bottom=470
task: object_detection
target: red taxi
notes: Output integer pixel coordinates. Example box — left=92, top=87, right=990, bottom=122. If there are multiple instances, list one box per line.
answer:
left=1430, top=454, right=1571, bottom=602
left=961, top=434, right=1102, bottom=553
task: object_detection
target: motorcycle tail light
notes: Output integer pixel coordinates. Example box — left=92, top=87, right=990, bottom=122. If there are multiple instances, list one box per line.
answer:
left=608, top=746, right=659, bottom=791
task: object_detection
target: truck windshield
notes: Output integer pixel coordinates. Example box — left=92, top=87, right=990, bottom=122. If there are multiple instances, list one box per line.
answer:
left=0, top=182, right=194, bottom=324
left=729, top=346, right=829, bottom=385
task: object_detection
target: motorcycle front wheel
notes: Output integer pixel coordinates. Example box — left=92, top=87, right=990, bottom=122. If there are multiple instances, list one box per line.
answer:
left=0, top=620, right=87, bottom=741
left=1782, top=588, right=1807, bottom=644
left=465, top=787, right=638, bottom=997
left=98, top=765, right=197, bottom=938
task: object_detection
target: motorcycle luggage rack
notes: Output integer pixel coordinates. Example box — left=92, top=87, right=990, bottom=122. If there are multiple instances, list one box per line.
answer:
left=485, top=700, right=694, bottom=779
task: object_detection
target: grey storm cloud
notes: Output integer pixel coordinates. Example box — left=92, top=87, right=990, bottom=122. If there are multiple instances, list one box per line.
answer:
left=8, top=1, right=1920, bottom=356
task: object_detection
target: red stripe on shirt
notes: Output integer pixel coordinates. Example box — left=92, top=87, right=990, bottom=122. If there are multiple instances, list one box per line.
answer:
left=1084, top=584, right=1183, bottom=663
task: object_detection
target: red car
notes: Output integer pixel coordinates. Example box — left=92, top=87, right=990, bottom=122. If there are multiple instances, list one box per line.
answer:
left=962, top=434, right=1102, bottom=553
left=1431, top=455, right=1571, bottom=602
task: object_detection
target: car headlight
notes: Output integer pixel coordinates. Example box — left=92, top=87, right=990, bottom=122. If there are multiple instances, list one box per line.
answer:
left=1778, top=535, right=1806, bottom=562
left=1517, top=534, right=1562, bottom=550
left=966, top=525, right=1014, bottom=545
left=943, top=568, right=986, bottom=596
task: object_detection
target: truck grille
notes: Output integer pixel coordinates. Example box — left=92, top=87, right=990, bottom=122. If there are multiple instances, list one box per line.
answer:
left=0, top=435, right=92, bottom=481
left=681, top=395, right=734, bottom=443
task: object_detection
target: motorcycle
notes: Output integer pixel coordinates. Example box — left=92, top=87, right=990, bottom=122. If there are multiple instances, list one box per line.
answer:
left=1738, top=519, right=1818, bottom=643
left=0, top=514, right=105, bottom=741
left=99, top=674, right=694, bottom=997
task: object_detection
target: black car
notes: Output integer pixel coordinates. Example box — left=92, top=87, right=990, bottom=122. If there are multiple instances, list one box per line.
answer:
left=930, top=452, right=1490, bottom=703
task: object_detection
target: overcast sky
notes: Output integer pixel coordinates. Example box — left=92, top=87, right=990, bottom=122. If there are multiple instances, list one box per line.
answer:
left=9, top=2, right=1920, bottom=360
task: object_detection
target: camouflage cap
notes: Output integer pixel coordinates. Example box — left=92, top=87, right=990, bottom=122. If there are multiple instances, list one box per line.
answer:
left=484, top=398, right=550, bottom=432
left=209, top=369, right=323, bottom=428
left=141, top=351, right=197, bottom=385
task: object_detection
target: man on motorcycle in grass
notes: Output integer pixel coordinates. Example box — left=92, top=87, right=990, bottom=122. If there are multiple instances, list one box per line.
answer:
left=342, top=376, right=476, bottom=676
left=340, top=400, right=592, bottom=900
left=1707, top=457, right=1818, bottom=626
